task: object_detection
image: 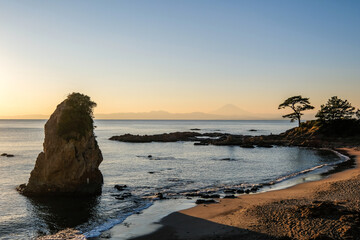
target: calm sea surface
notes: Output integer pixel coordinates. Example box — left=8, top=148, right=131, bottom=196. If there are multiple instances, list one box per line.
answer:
left=0, top=120, right=346, bottom=239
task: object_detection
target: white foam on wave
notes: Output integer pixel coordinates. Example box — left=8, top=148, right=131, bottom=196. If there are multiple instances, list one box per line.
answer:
left=83, top=201, right=153, bottom=238
left=329, top=149, right=350, bottom=161
left=270, top=149, right=350, bottom=185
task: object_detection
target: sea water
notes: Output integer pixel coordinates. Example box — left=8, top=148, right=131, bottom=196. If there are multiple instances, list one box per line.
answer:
left=0, top=120, right=347, bottom=239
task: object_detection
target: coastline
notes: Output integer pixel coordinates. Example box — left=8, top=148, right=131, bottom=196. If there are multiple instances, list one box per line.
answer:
left=125, top=147, right=360, bottom=240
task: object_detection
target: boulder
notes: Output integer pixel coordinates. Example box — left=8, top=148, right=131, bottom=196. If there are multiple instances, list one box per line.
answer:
left=17, top=93, right=103, bottom=196
left=224, top=189, right=236, bottom=194
left=223, top=194, right=237, bottom=199
left=236, top=189, right=245, bottom=194
left=114, top=184, right=127, bottom=191
left=240, top=144, right=255, bottom=148
left=1, top=153, right=14, bottom=157
left=201, top=193, right=220, bottom=199
left=195, top=199, right=217, bottom=204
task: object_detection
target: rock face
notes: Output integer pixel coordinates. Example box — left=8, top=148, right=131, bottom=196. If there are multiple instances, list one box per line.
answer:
left=18, top=99, right=103, bottom=196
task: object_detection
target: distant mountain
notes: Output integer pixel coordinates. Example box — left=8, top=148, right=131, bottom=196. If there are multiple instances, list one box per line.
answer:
left=0, top=114, right=49, bottom=119
left=1, top=104, right=317, bottom=120
left=209, top=104, right=253, bottom=117
left=95, top=105, right=273, bottom=120
left=95, top=111, right=227, bottom=120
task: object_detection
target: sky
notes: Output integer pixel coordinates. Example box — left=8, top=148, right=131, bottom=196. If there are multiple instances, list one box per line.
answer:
left=0, top=0, right=359, bottom=118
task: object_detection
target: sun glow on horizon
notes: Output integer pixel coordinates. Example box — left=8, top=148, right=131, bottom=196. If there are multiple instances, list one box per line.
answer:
left=0, top=1, right=359, bottom=118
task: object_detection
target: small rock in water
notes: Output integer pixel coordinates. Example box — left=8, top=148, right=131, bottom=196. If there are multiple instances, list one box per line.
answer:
left=190, top=128, right=201, bottom=131
left=201, top=194, right=220, bottom=199
left=185, top=192, right=202, bottom=197
left=100, top=232, right=112, bottom=239
left=148, top=171, right=155, bottom=174
left=148, top=155, right=152, bottom=158
left=196, top=199, right=217, bottom=204
left=248, top=129, right=258, bottom=132
left=194, top=142, right=209, bottom=146
left=236, top=189, right=245, bottom=194
left=156, top=192, right=165, bottom=199
left=224, top=189, right=236, bottom=194
left=114, top=184, right=127, bottom=191
left=1, top=153, right=14, bottom=157
left=245, top=189, right=251, bottom=194
left=223, top=194, right=237, bottom=199
left=257, top=143, right=273, bottom=148
left=240, top=144, right=255, bottom=148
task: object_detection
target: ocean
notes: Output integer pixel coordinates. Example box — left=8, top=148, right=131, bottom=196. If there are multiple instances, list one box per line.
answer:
left=0, top=120, right=348, bottom=239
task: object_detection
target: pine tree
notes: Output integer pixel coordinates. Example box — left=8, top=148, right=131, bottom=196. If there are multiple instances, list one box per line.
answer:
left=278, top=96, right=314, bottom=126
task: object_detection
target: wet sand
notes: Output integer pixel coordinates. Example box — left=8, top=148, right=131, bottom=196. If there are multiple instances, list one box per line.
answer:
left=130, top=148, right=360, bottom=240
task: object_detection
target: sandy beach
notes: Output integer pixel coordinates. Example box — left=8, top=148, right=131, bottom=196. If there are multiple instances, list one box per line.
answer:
left=130, top=148, right=360, bottom=240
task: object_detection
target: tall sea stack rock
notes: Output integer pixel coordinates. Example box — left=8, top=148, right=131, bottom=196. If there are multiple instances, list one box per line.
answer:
left=18, top=93, right=103, bottom=196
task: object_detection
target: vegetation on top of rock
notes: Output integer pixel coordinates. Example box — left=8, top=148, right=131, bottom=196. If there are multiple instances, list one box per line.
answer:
left=316, top=96, right=356, bottom=122
left=287, top=119, right=360, bottom=138
left=57, top=92, right=97, bottom=141
left=278, top=95, right=314, bottom=127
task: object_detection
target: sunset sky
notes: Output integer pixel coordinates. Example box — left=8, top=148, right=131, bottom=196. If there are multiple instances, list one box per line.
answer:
left=0, top=1, right=359, bottom=118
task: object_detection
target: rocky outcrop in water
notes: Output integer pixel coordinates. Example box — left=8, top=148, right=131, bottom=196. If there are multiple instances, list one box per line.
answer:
left=17, top=93, right=103, bottom=196
left=109, top=120, right=360, bottom=148
left=109, top=132, right=225, bottom=143
left=1, top=153, right=14, bottom=157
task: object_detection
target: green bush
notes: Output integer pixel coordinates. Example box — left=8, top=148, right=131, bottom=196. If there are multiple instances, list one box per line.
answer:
left=57, top=93, right=97, bottom=141
left=295, top=119, right=360, bottom=137
left=318, top=119, right=360, bottom=137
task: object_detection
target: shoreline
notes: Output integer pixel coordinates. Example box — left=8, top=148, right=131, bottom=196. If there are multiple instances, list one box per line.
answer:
left=40, top=147, right=357, bottom=240
left=125, top=147, right=360, bottom=240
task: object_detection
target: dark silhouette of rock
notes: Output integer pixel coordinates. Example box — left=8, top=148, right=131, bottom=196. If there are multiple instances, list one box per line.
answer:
left=185, top=192, right=203, bottom=197
left=224, top=189, right=236, bottom=194
left=109, top=132, right=224, bottom=143
left=1, top=153, right=14, bottom=157
left=240, top=144, right=255, bottom=148
left=156, top=192, right=166, bottom=199
left=110, top=120, right=360, bottom=148
left=236, top=189, right=245, bottom=194
left=114, top=184, right=127, bottom=191
left=201, top=194, right=220, bottom=199
left=223, top=194, right=237, bottom=199
left=17, top=93, right=103, bottom=196
left=194, top=142, right=209, bottom=146
left=256, top=143, right=273, bottom=148
left=195, top=199, right=218, bottom=204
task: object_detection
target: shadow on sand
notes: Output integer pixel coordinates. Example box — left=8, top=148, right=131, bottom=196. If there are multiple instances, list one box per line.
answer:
left=127, top=212, right=280, bottom=240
